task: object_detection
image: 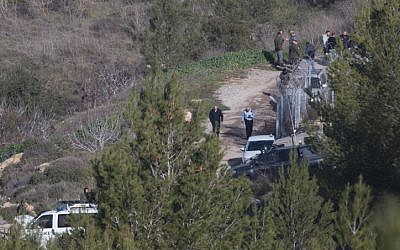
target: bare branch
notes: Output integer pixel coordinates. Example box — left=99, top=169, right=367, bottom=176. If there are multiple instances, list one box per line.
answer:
left=68, top=113, right=121, bottom=153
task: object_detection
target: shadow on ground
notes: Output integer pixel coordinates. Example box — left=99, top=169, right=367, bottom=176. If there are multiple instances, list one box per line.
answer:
left=222, top=125, right=245, bottom=139
left=228, top=158, right=242, bottom=167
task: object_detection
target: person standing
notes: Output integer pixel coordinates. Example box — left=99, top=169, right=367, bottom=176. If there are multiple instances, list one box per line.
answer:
left=209, top=105, right=223, bottom=137
left=274, top=31, right=285, bottom=67
left=340, top=31, right=351, bottom=49
left=305, top=42, right=315, bottom=60
left=288, top=30, right=300, bottom=65
left=241, top=107, right=255, bottom=139
left=322, top=30, right=330, bottom=54
left=305, top=41, right=316, bottom=69
left=326, top=32, right=337, bottom=53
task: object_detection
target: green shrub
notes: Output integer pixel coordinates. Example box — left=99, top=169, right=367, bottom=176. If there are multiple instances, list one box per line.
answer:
left=28, top=172, right=44, bottom=185
left=175, top=49, right=270, bottom=76
left=0, top=144, right=23, bottom=162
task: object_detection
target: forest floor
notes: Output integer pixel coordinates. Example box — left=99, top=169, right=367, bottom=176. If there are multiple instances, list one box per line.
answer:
left=205, top=67, right=280, bottom=167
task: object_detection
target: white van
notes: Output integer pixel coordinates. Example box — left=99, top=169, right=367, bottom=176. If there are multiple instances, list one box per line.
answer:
left=23, top=202, right=98, bottom=245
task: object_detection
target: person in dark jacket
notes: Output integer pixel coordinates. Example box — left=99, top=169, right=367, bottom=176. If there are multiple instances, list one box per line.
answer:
left=209, top=106, right=223, bottom=137
left=274, top=31, right=285, bottom=66
left=340, top=31, right=351, bottom=49
left=305, top=41, right=316, bottom=69
left=288, top=30, right=300, bottom=65
left=305, top=42, right=315, bottom=60
left=326, top=32, right=337, bottom=53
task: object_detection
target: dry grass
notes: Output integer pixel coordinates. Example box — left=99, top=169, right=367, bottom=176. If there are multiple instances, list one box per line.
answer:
left=0, top=0, right=143, bottom=116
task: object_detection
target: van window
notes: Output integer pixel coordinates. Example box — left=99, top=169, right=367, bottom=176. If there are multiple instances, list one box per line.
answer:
left=36, top=215, right=53, bottom=229
left=58, top=214, right=71, bottom=228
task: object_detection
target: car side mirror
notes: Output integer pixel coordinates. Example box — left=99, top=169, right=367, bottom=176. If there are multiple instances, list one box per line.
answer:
left=240, top=147, right=245, bottom=152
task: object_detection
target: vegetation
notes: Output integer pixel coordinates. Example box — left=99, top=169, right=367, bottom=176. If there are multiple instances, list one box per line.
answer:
left=176, top=49, right=271, bottom=76
left=269, top=160, right=334, bottom=249
left=92, top=71, right=255, bottom=248
left=321, top=0, right=400, bottom=192
left=2, top=0, right=400, bottom=249
left=0, top=144, right=22, bottom=163
left=335, top=176, right=376, bottom=249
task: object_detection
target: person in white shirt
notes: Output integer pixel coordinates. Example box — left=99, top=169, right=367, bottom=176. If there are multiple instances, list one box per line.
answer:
left=241, top=107, right=255, bottom=139
left=322, top=30, right=330, bottom=53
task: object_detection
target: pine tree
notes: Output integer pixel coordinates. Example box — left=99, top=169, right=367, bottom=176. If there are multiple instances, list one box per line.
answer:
left=206, top=0, right=255, bottom=51
left=335, top=176, right=376, bottom=249
left=321, top=0, right=400, bottom=191
left=92, top=71, right=255, bottom=248
left=245, top=204, right=276, bottom=249
left=142, top=0, right=187, bottom=69
left=269, top=159, right=335, bottom=249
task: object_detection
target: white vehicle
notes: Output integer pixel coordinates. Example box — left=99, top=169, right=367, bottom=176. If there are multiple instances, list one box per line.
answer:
left=241, top=135, right=275, bottom=163
left=22, top=202, right=98, bottom=245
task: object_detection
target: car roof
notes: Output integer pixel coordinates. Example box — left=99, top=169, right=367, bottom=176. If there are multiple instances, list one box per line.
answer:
left=247, top=135, right=275, bottom=142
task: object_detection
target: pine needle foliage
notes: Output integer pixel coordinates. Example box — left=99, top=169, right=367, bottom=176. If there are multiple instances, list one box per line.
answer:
left=269, top=159, right=335, bottom=249
left=321, top=0, right=400, bottom=191
left=92, top=71, right=254, bottom=248
left=335, top=176, right=376, bottom=250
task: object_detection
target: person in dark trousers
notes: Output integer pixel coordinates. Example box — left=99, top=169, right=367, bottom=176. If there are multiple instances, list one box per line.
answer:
left=274, top=31, right=285, bottom=67
left=241, top=107, right=255, bottom=139
left=326, top=32, right=337, bottom=53
left=305, top=41, right=316, bottom=69
left=305, top=42, right=315, bottom=60
left=209, top=105, right=223, bottom=137
left=322, top=30, right=330, bottom=54
left=17, top=201, right=25, bottom=214
left=84, top=187, right=96, bottom=203
left=340, top=31, right=351, bottom=49
left=288, top=30, right=300, bottom=65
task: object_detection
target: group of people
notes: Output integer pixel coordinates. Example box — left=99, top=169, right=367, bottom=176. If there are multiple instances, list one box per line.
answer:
left=274, top=29, right=352, bottom=67
left=209, top=106, right=255, bottom=139
left=209, top=29, right=353, bottom=139
left=274, top=30, right=301, bottom=66
left=324, top=30, right=352, bottom=52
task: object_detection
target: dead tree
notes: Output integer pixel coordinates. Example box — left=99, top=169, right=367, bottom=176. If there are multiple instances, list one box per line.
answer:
left=68, top=113, right=121, bottom=153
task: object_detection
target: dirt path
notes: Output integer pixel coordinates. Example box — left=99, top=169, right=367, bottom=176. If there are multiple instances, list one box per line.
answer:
left=206, top=67, right=280, bottom=166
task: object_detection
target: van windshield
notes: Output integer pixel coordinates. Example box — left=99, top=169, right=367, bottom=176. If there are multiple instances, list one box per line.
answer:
left=247, top=140, right=274, bottom=151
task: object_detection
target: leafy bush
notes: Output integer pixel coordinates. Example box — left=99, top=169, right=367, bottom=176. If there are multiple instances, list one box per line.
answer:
left=175, top=49, right=270, bottom=76
left=0, top=144, right=23, bottom=163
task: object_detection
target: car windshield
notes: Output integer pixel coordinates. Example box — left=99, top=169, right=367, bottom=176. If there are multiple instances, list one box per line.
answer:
left=246, top=140, right=274, bottom=151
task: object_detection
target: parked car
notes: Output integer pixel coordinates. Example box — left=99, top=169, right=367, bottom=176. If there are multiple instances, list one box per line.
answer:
left=241, top=134, right=275, bottom=163
left=232, top=144, right=322, bottom=179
